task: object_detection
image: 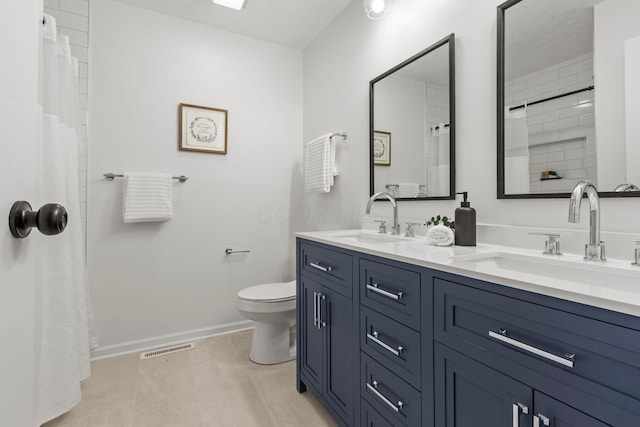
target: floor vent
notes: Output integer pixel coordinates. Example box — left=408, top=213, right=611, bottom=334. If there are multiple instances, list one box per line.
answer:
left=140, top=342, right=195, bottom=360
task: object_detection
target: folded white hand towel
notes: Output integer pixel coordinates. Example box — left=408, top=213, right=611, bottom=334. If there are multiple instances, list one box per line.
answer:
left=304, top=134, right=336, bottom=193
left=122, top=172, right=173, bottom=223
left=398, top=183, right=419, bottom=198
left=426, top=224, right=454, bottom=246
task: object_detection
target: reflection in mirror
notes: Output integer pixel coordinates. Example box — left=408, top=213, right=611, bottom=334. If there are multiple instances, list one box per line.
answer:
left=370, top=34, right=455, bottom=200
left=498, top=0, right=640, bottom=198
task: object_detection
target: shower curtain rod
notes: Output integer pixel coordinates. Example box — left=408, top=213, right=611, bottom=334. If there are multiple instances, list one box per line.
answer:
left=509, top=85, right=594, bottom=111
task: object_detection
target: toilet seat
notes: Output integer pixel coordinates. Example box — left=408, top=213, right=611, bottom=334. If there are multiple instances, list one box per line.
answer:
left=237, top=280, right=296, bottom=303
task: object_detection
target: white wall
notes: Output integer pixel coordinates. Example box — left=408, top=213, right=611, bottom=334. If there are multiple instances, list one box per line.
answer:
left=303, top=0, right=640, bottom=242
left=373, top=75, right=426, bottom=193
left=0, top=0, right=39, bottom=424
left=594, top=0, right=640, bottom=190
left=88, top=0, right=302, bottom=356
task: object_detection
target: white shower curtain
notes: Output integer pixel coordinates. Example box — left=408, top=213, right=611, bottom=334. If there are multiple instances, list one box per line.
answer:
left=35, top=14, right=97, bottom=426
left=430, top=124, right=450, bottom=196
left=504, top=107, right=531, bottom=194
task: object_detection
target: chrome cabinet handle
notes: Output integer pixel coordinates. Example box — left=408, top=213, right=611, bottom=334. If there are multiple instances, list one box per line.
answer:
left=313, top=292, right=318, bottom=328
left=366, top=331, right=403, bottom=357
left=366, top=380, right=404, bottom=413
left=318, top=294, right=326, bottom=329
left=512, top=403, right=529, bottom=427
left=534, top=414, right=550, bottom=427
left=309, top=261, right=332, bottom=272
left=489, top=329, right=575, bottom=368
left=366, top=283, right=403, bottom=301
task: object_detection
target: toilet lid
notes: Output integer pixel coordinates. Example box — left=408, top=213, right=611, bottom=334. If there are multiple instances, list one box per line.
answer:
left=237, top=280, right=296, bottom=302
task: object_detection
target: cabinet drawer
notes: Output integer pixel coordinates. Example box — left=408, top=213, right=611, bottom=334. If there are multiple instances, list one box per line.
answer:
left=434, top=278, right=640, bottom=402
left=361, top=399, right=395, bottom=427
left=360, top=259, right=421, bottom=329
left=300, top=241, right=352, bottom=298
left=361, top=352, right=421, bottom=427
left=360, top=306, right=421, bottom=389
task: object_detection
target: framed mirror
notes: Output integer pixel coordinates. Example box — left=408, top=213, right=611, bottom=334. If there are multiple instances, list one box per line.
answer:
left=498, top=0, right=640, bottom=198
left=370, top=34, right=455, bottom=200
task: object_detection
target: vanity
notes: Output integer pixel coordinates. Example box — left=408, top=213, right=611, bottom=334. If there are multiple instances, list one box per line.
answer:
left=295, top=230, right=640, bottom=427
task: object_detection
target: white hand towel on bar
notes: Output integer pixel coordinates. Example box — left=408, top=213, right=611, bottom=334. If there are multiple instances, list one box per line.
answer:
left=122, top=172, right=173, bottom=223
left=398, top=183, right=419, bottom=198
left=304, top=134, right=336, bottom=193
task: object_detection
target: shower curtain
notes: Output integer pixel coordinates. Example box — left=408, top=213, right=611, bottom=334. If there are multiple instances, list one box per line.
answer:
left=504, top=107, right=531, bottom=194
left=35, top=14, right=97, bottom=425
left=430, top=124, right=450, bottom=196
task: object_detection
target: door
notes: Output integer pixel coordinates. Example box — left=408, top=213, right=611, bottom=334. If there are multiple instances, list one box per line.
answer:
left=323, top=286, right=354, bottom=425
left=435, top=343, right=532, bottom=427
left=534, top=392, right=610, bottom=427
left=0, top=0, right=40, bottom=425
left=299, top=276, right=324, bottom=392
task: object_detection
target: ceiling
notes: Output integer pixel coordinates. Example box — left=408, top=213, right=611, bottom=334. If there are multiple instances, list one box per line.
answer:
left=115, top=0, right=354, bottom=50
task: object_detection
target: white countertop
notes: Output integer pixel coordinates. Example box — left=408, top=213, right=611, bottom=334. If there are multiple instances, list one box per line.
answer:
left=297, top=229, right=640, bottom=318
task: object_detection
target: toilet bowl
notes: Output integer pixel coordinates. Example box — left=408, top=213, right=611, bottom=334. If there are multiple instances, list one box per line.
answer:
left=236, top=280, right=296, bottom=365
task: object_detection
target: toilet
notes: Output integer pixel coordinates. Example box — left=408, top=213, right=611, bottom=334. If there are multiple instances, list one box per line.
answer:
left=236, top=280, right=296, bottom=365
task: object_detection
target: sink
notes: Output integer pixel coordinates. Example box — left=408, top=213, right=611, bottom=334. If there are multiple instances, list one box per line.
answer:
left=334, top=231, right=411, bottom=244
left=453, top=252, right=640, bottom=291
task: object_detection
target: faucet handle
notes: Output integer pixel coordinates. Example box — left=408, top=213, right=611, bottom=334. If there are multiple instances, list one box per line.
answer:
left=528, top=232, right=562, bottom=255
left=404, top=222, right=422, bottom=237
left=374, top=220, right=387, bottom=234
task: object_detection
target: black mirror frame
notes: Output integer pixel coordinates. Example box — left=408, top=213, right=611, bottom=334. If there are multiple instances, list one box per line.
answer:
left=369, top=33, right=456, bottom=201
left=497, top=0, right=640, bottom=199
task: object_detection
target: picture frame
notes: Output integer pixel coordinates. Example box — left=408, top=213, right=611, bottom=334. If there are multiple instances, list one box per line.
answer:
left=373, top=130, right=391, bottom=166
left=179, top=103, right=228, bottom=154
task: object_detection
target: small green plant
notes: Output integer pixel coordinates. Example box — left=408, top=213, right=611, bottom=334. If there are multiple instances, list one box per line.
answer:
left=426, top=215, right=455, bottom=229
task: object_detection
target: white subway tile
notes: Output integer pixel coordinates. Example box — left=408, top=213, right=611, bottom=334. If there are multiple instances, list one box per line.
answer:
left=543, top=74, right=578, bottom=93
left=46, top=9, right=87, bottom=31
left=44, top=0, right=60, bottom=10
left=70, top=45, right=88, bottom=62
left=60, top=27, right=88, bottom=47
left=60, top=0, right=89, bottom=17
left=565, top=148, right=586, bottom=160
left=543, top=116, right=578, bottom=132
left=528, top=110, right=560, bottom=126
left=579, top=112, right=594, bottom=126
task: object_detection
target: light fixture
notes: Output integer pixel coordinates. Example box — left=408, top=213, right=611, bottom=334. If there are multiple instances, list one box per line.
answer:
left=364, top=0, right=392, bottom=20
left=212, top=0, right=247, bottom=11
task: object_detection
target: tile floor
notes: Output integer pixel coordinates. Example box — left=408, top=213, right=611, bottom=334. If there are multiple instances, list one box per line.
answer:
left=43, top=330, right=337, bottom=427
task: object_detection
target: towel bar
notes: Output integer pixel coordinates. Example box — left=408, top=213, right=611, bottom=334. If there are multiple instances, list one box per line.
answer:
left=103, top=172, right=188, bottom=182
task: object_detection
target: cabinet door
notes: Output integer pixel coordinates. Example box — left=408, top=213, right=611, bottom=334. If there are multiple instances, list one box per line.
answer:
left=534, top=392, right=610, bottom=427
left=435, top=343, right=532, bottom=427
left=323, top=286, right=355, bottom=425
left=299, top=276, right=324, bottom=392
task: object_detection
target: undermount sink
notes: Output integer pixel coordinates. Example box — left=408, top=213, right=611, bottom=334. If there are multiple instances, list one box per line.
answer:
left=334, top=231, right=411, bottom=244
left=453, top=251, right=640, bottom=290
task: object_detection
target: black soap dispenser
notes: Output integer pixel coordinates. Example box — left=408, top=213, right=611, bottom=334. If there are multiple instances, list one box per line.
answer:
left=454, top=192, right=476, bottom=246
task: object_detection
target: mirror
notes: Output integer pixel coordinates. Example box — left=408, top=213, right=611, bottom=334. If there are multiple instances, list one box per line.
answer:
left=370, top=34, right=455, bottom=200
left=498, top=0, right=640, bottom=198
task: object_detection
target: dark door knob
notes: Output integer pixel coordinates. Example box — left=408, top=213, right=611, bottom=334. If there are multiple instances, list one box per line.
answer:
left=8, top=201, right=68, bottom=238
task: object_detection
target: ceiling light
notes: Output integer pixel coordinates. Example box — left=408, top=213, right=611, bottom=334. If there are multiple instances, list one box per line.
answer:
left=212, top=0, right=247, bottom=11
left=364, top=0, right=392, bottom=20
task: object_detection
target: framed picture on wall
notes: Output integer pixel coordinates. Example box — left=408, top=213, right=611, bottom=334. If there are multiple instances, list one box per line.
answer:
left=179, top=103, right=228, bottom=154
left=373, top=130, right=391, bottom=166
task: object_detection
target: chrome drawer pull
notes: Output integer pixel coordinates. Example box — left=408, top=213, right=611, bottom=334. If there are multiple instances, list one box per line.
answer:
left=366, top=283, right=403, bottom=300
left=309, top=261, right=332, bottom=272
left=366, top=380, right=404, bottom=413
left=367, top=331, right=403, bottom=357
left=534, top=414, right=550, bottom=427
left=489, top=329, right=574, bottom=368
left=512, top=403, right=529, bottom=427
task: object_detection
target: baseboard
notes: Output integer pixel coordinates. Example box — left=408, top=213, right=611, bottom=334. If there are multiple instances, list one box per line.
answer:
left=90, top=320, right=254, bottom=361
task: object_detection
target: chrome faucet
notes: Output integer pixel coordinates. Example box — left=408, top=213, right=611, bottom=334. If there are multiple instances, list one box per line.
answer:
left=568, top=180, right=606, bottom=261
left=366, top=192, right=400, bottom=236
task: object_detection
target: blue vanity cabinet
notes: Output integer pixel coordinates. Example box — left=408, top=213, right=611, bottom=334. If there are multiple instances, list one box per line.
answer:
left=433, top=274, right=640, bottom=426
left=297, top=240, right=357, bottom=427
